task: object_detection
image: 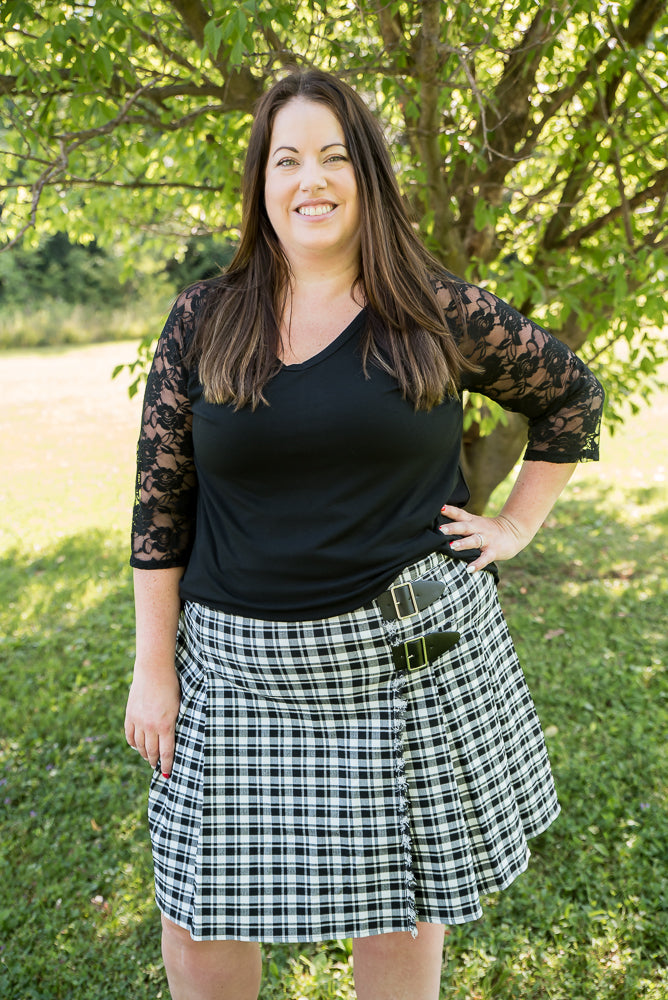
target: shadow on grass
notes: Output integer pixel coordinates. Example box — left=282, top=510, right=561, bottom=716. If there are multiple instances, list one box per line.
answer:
left=455, top=483, right=668, bottom=997
left=501, top=484, right=668, bottom=587
left=0, top=531, right=168, bottom=999
left=0, top=531, right=135, bottom=739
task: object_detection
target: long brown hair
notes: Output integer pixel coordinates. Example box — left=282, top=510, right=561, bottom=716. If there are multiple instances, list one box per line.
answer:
left=189, top=68, right=469, bottom=410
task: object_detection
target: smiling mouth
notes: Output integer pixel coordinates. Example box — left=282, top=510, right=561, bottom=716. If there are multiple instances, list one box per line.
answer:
left=297, top=204, right=336, bottom=217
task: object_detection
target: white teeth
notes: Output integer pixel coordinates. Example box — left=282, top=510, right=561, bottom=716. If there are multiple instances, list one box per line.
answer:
left=297, top=204, right=335, bottom=216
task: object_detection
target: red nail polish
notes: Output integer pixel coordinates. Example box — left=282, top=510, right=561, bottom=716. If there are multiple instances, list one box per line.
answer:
left=162, top=772, right=170, bottom=779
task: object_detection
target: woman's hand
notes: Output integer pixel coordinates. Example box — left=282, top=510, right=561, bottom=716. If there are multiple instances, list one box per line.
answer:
left=124, top=664, right=181, bottom=778
left=439, top=461, right=578, bottom=573
left=439, top=503, right=533, bottom=574
left=128, top=566, right=184, bottom=778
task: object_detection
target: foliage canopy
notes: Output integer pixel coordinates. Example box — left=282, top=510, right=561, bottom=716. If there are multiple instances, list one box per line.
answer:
left=2, top=0, right=667, bottom=505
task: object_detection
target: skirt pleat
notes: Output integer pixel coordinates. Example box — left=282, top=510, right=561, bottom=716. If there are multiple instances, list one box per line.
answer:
left=147, top=552, right=559, bottom=942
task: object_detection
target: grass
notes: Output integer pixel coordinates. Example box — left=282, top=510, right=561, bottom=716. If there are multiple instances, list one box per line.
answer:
left=0, top=298, right=168, bottom=351
left=0, top=342, right=666, bottom=999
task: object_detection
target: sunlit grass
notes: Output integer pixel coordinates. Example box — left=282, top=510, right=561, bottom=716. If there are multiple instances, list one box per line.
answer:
left=0, top=344, right=666, bottom=999
left=0, top=297, right=166, bottom=350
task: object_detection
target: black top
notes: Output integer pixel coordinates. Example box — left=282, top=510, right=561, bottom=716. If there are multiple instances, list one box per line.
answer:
left=130, top=277, right=604, bottom=620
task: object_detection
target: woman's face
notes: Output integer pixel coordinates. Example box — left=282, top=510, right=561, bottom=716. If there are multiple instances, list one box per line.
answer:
left=264, top=98, right=361, bottom=267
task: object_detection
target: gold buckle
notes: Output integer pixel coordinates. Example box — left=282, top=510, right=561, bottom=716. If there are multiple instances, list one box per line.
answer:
left=405, top=637, right=428, bottom=670
left=390, top=581, right=419, bottom=620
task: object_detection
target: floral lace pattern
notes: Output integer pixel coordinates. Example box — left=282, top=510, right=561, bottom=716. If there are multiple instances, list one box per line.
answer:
left=131, top=279, right=604, bottom=568
left=131, top=284, right=206, bottom=567
left=437, top=279, right=604, bottom=463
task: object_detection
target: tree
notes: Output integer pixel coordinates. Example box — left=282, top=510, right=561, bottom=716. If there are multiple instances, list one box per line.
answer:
left=2, top=0, right=667, bottom=509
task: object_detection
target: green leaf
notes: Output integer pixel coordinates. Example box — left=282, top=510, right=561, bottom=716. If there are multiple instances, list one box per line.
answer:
left=93, top=46, right=114, bottom=85
left=473, top=198, right=494, bottom=232
left=230, top=37, right=244, bottom=66
left=203, top=18, right=224, bottom=60
left=2, top=0, right=34, bottom=28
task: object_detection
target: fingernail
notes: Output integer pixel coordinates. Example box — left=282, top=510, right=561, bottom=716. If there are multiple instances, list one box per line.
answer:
left=467, top=564, right=478, bottom=574
left=162, top=772, right=170, bottom=779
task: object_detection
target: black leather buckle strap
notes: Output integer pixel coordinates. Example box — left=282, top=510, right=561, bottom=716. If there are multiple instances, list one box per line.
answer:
left=375, top=579, right=446, bottom=622
left=391, top=630, right=461, bottom=671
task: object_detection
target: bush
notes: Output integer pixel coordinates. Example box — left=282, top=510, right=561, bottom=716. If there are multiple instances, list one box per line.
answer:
left=0, top=233, right=237, bottom=349
left=0, top=232, right=134, bottom=308
left=164, top=235, right=236, bottom=288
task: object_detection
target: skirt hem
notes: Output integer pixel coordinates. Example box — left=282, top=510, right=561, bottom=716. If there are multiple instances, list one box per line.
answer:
left=154, top=802, right=560, bottom=943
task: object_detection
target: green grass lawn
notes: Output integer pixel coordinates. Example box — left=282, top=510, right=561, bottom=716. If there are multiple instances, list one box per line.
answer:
left=0, top=343, right=666, bottom=999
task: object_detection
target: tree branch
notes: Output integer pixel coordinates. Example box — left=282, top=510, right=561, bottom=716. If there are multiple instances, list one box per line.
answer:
left=167, top=0, right=210, bottom=48
left=0, top=84, right=159, bottom=252
left=259, top=21, right=299, bottom=69
left=133, top=25, right=203, bottom=75
left=600, top=92, right=635, bottom=249
left=606, top=8, right=668, bottom=114
left=411, top=2, right=465, bottom=270
left=468, top=6, right=559, bottom=167
left=542, top=0, right=665, bottom=252
left=142, top=81, right=249, bottom=101
left=1, top=175, right=231, bottom=193
left=0, top=73, right=17, bottom=95
left=370, top=0, right=405, bottom=55
left=453, top=6, right=563, bottom=250
left=3, top=70, right=258, bottom=113
left=165, top=0, right=263, bottom=106
left=514, top=0, right=666, bottom=173
left=619, top=0, right=667, bottom=45
left=551, top=164, right=668, bottom=249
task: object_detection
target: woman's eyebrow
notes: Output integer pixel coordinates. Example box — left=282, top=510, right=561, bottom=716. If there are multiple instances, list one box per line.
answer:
left=270, top=141, right=347, bottom=157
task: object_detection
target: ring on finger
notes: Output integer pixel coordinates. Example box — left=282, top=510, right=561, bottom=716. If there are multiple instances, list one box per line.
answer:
left=475, top=532, right=484, bottom=548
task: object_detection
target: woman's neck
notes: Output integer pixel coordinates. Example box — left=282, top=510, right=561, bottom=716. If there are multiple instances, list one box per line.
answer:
left=286, top=252, right=361, bottom=303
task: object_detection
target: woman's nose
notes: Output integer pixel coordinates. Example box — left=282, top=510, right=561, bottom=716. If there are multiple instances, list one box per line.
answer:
left=299, top=161, right=326, bottom=192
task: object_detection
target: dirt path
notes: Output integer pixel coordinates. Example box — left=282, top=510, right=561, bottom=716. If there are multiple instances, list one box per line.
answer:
left=1, top=341, right=144, bottom=550
left=2, top=339, right=142, bottom=420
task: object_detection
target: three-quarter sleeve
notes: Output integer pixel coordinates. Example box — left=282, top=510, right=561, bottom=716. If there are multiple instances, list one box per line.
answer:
left=130, top=285, right=203, bottom=568
left=443, top=281, right=604, bottom=462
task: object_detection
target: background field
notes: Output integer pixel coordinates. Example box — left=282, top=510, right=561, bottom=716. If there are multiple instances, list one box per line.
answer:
left=0, top=342, right=666, bottom=999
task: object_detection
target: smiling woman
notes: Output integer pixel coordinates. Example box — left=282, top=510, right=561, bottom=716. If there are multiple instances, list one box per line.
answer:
left=264, top=99, right=361, bottom=270
left=263, top=98, right=363, bottom=364
left=124, top=67, right=604, bottom=1000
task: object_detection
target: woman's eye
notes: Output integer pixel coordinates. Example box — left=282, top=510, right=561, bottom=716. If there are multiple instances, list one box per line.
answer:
left=274, top=153, right=347, bottom=168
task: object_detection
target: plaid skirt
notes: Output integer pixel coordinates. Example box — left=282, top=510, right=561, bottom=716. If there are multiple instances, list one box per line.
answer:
left=147, top=552, right=559, bottom=942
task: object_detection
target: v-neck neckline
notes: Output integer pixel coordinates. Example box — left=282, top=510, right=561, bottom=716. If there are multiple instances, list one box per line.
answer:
left=280, top=308, right=367, bottom=372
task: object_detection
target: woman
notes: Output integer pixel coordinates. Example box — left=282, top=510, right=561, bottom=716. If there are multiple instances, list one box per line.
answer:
left=125, top=68, right=604, bottom=1000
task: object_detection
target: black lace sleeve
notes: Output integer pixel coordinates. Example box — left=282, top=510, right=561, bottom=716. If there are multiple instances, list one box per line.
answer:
left=440, top=280, right=604, bottom=462
left=130, top=284, right=207, bottom=569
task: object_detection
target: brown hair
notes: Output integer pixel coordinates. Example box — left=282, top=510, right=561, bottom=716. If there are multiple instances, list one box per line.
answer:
left=189, top=68, right=469, bottom=409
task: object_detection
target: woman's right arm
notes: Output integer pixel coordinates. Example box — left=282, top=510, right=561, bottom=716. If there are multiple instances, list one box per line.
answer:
left=125, top=566, right=184, bottom=778
left=126, top=284, right=209, bottom=776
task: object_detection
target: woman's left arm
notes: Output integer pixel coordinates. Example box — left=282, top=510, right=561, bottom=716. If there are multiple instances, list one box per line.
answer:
left=435, top=279, right=606, bottom=571
left=440, top=459, right=576, bottom=573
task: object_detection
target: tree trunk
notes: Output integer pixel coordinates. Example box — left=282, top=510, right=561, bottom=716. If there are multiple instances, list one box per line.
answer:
left=461, top=411, right=529, bottom=513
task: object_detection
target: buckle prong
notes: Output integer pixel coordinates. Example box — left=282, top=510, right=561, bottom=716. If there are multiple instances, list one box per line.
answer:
left=405, top=636, right=428, bottom=671
left=391, top=582, right=419, bottom=620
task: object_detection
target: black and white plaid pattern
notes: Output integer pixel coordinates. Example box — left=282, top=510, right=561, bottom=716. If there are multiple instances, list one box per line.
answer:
left=147, top=553, right=559, bottom=942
